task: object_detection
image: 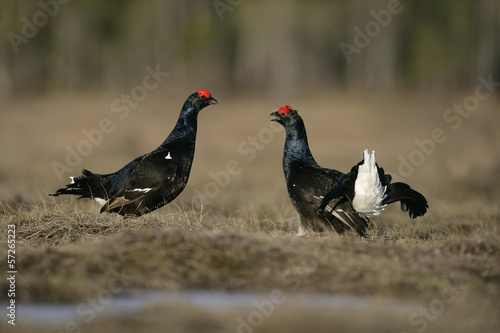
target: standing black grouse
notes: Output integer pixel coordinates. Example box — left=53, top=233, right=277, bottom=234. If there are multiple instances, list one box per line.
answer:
left=271, top=105, right=428, bottom=236
left=51, top=90, right=218, bottom=216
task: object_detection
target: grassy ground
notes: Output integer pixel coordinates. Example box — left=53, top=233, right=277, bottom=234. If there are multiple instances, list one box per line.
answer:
left=0, top=91, right=499, bottom=332
left=1, top=198, right=499, bottom=332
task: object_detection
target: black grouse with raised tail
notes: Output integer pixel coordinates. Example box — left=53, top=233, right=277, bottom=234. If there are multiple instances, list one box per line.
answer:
left=51, top=90, right=218, bottom=216
left=271, top=105, right=428, bottom=236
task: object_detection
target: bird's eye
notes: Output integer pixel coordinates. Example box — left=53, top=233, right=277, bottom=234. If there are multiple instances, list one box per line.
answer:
left=200, top=95, right=207, bottom=100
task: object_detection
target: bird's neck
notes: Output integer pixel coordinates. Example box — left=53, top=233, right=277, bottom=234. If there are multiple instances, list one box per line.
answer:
left=283, top=121, right=318, bottom=177
left=160, top=104, right=198, bottom=147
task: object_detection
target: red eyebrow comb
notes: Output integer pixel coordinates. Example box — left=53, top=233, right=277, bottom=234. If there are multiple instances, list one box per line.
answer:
left=197, top=89, right=211, bottom=99
left=278, top=105, right=293, bottom=114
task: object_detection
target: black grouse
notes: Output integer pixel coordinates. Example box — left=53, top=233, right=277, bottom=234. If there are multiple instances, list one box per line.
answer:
left=271, top=105, right=428, bottom=236
left=51, top=89, right=218, bottom=216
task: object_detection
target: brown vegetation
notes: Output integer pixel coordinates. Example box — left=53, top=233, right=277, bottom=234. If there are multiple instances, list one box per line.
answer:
left=1, top=92, right=499, bottom=332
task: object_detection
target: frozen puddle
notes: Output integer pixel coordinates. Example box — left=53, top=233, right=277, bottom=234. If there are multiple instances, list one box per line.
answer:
left=13, top=290, right=419, bottom=325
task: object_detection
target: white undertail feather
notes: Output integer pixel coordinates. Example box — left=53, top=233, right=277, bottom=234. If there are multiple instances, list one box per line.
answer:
left=352, top=150, right=387, bottom=219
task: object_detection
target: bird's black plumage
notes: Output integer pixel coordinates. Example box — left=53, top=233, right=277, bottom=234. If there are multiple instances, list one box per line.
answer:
left=51, top=90, right=218, bottom=216
left=271, top=106, right=428, bottom=236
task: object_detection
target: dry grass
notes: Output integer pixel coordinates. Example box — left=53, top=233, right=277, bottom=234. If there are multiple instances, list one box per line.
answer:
left=1, top=197, right=498, bottom=298
left=1, top=91, right=499, bottom=332
left=1, top=197, right=499, bottom=332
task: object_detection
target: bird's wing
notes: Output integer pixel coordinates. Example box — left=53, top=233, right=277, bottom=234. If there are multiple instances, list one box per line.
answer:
left=289, top=166, right=368, bottom=235
left=289, top=166, right=341, bottom=203
left=312, top=196, right=369, bottom=236
left=316, top=169, right=357, bottom=214
left=102, top=149, right=180, bottom=214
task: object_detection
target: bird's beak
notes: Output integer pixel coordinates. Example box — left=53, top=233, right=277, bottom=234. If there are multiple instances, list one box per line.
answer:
left=209, top=97, right=218, bottom=105
left=270, top=111, right=282, bottom=123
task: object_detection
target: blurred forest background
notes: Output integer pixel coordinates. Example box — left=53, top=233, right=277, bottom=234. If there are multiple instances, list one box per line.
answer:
left=0, top=0, right=499, bottom=97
